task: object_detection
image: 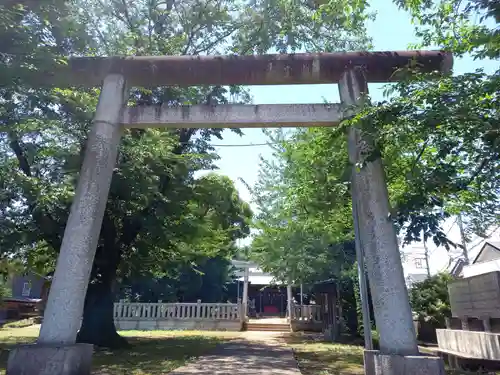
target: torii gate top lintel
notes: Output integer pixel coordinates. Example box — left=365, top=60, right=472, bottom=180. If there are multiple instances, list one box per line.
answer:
left=49, top=50, right=452, bottom=88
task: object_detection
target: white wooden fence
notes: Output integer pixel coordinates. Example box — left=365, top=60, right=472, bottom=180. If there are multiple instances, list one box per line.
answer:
left=292, top=304, right=322, bottom=322
left=114, top=300, right=241, bottom=321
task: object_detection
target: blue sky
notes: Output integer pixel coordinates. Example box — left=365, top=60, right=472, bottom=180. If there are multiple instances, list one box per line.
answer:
left=199, top=1, right=499, bottom=272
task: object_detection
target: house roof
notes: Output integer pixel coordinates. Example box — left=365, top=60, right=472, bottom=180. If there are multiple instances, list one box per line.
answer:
left=406, top=273, right=428, bottom=284
left=236, top=275, right=283, bottom=285
left=312, top=278, right=338, bottom=293
left=449, top=258, right=466, bottom=277
left=3, top=297, right=42, bottom=303
left=231, top=259, right=285, bottom=285
left=231, top=260, right=258, bottom=269
left=472, top=241, right=500, bottom=264
left=313, top=278, right=337, bottom=286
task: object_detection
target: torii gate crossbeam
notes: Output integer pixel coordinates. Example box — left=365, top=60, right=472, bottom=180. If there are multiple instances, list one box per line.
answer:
left=40, top=50, right=451, bottom=87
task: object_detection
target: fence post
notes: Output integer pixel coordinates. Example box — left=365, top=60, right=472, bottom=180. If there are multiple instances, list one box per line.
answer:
left=287, top=283, right=293, bottom=322
left=157, top=300, right=162, bottom=319
left=238, top=298, right=245, bottom=323
left=196, top=300, right=201, bottom=320
left=175, top=303, right=180, bottom=319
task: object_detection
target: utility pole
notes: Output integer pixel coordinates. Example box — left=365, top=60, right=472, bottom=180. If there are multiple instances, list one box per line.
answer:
left=457, top=213, right=470, bottom=265
left=352, top=195, right=373, bottom=350
left=423, top=231, right=431, bottom=278
left=287, top=283, right=293, bottom=321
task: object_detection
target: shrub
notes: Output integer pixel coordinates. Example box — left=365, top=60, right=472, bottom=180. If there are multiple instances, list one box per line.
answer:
left=409, top=272, right=452, bottom=326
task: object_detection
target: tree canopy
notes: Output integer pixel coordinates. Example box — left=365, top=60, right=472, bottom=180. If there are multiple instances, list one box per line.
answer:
left=249, top=0, right=499, bottom=283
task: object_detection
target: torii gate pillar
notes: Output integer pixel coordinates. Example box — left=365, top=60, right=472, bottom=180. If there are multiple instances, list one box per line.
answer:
left=339, top=68, right=445, bottom=374
left=7, top=74, right=128, bottom=375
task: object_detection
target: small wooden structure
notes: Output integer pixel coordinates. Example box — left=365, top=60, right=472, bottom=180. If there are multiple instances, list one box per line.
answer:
left=2, top=272, right=52, bottom=320
left=310, top=279, right=341, bottom=340
left=247, top=285, right=288, bottom=317
left=290, top=304, right=323, bottom=332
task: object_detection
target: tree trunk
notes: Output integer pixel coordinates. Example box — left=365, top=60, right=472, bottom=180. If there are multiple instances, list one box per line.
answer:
left=77, top=281, right=129, bottom=348
left=77, top=283, right=128, bottom=348
left=76, top=211, right=128, bottom=348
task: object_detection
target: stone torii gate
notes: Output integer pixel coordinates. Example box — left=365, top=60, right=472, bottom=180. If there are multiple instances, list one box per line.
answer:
left=7, top=51, right=452, bottom=375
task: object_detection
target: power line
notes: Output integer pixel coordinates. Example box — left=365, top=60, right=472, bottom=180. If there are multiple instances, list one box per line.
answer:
left=457, top=214, right=470, bottom=265
left=177, top=138, right=294, bottom=147
left=445, top=217, right=458, bottom=236
left=209, top=142, right=279, bottom=147
left=423, top=231, right=431, bottom=278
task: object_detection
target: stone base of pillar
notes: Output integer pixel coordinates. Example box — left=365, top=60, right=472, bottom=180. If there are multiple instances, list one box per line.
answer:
left=364, top=350, right=445, bottom=375
left=7, top=343, right=93, bottom=375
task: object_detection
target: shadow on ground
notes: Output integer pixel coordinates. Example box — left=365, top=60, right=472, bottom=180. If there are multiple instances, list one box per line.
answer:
left=93, top=335, right=224, bottom=374
left=284, top=333, right=500, bottom=375
left=0, top=333, right=227, bottom=375
left=169, top=337, right=300, bottom=374
left=282, top=333, right=366, bottom=375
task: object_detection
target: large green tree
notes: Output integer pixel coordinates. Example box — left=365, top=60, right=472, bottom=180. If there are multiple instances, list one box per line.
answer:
left=249, top=128, right=356, bottom=283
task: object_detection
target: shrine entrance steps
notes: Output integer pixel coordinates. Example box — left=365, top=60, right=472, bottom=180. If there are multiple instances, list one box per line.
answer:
left=245, top=318, right=291, bottom=332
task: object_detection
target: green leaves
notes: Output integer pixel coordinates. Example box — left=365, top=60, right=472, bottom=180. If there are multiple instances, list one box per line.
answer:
left=409, top=272, right=452, bottom=325
left=230, top=0, right=372, bottom=54
left=343, top=66, right=500, bottom=246
left=397, top=0, right=500, bottom=59
left=0, top=0, right=256, bottom=286
left=249, top=128, right=356, bottom=284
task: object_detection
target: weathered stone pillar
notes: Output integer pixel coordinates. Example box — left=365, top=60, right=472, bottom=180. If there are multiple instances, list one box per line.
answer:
left=242, top=267, right=249, bottom=319
left=339, top=67, right=417, bottom=355
left=287, top=283, right=293, bottom=321
left=340, top=67, right=445, bottom=374
left=7, top=74, right=128, bottom=375
left=39, top=73, right=128, bottom=344
left=352, top=178, right=373, bottom=350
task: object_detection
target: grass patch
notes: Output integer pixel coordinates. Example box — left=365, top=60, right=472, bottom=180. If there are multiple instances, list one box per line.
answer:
left=286, top=333, right=500, bottom=375
left=0, top=325, right=240, bottom=375
left=285, top=333, right=364, bottom=375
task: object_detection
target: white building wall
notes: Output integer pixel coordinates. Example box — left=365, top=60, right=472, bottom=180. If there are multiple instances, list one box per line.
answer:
left=398, top=220, right=500, bottom=283
left=400, top=242, right=429, bottom=288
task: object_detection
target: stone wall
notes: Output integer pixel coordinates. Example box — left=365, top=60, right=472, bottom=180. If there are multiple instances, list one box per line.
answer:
left=290, top=320, right=323, bottom=332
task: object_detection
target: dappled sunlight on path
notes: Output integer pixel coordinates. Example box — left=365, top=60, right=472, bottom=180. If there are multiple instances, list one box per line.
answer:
left=169, top=332, right=301, bottom=374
